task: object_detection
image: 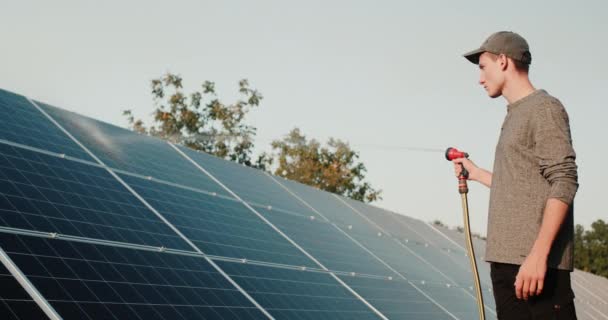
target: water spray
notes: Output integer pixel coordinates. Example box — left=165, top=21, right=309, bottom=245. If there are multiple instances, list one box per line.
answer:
left=445, top=147, right=485, bottom=320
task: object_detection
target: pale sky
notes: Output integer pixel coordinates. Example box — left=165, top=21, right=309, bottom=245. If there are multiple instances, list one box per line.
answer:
left=1, top=0, right=606, bottom=235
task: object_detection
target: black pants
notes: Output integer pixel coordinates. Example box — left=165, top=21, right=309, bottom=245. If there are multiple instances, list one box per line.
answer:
left=490, top=262, right=577, bottom=320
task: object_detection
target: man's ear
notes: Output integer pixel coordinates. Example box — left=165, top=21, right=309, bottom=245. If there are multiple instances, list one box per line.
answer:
left=499, top=54, right=508, bottom=71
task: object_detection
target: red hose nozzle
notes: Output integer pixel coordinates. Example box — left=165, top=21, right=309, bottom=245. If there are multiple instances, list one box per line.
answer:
left=445, top=147, right=469, bottom=161
left=446, top=147, right=470, bottom=193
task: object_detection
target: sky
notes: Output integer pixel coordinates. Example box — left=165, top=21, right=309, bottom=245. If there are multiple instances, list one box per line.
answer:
left=1, top=0, right=606, bottom=235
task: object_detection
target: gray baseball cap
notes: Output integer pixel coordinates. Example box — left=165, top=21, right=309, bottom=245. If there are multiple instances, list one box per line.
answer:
left=463, top=31, right=532, bottom=65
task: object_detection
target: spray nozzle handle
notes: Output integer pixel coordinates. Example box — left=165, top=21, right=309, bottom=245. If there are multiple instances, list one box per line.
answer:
left=459, top=164, right=469, bottom=180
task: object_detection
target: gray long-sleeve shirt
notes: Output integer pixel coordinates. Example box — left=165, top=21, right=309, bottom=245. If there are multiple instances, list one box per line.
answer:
left=485, top=89, right=578, bottom=270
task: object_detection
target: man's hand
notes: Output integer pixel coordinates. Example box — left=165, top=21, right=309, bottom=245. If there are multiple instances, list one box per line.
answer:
left=451, top=158, right=492, bottom=188
left=452, top=158, right=478, bottom=179
left=515, top=252, right=547, bottom=300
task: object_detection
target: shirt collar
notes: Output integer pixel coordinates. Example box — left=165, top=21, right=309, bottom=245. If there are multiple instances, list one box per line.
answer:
left=507, top=89, right=545, bottom=112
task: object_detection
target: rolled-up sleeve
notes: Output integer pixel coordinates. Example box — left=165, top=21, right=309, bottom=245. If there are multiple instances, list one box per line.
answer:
left=533, top=100, right=579, bottom=205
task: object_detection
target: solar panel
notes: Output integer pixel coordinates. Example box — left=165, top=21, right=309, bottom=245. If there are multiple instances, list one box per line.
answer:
left=215, top=261, right=381, bottom=320
left=0, top=89, right=93, bottom=161
left=175, top=147, right=395, bottom=275
left=268, top=180, right=492, bottom=318
left=340, top=197, right=480, bottom=285
left=0, top=143, right=191, bottom=251
left=38, top=102, right=230, bottom=197
left=169, top=143, right=492, bottom=318
left=0, top=232, right=268, bottom=320
left=0, top=87, right=510, bottom=319
left=175, top=145, right=316, bottom=216
left=336, top=275, right=459, bottom=320
left=118, top=173, right=317, bottom=267
left=336, top=197, right=497, bottom=316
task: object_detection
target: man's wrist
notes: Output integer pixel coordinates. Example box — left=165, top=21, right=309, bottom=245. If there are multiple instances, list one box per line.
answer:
left=468, top=167, right=479, bottom=181
left=529, top=244, right=550, bottom=259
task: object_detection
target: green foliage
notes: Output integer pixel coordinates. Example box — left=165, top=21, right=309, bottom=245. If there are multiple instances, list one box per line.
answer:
left=125, top=73, right=382, bottom=203
left=124, top=73, right=265, bottom=167
left=574, top=219, right=608, bottom=278
left=265, top=128, right=382, bottom=203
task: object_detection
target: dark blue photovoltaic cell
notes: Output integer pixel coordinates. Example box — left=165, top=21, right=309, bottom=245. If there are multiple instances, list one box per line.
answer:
left=390, top=213, right=491, bottom=286
left=431, top=224, right=491, bottom=284
left=177, top=146, right=315, bottom=215
left=422, top=286, right=486, bottom=320
left=119, top=173, right=317, bottom=268
left=278, top=178, right=374, bottom=229
left=272, top=181, right=491, bottom=317
left=216, top=261, right=380, bottom=320
left=0, top=261, right=49, bottom=320
left=0, top=233, right=267, bottom=320
left=340, top=199, right=438, bottom=246
left=0, top=143, right=191, bottom=251
left=172, top=142, right=490, bottom=317
left=174, top=147, right=398, bottom=276
left=255, top=191, right=482, bottom=317
left=342, top=199, right=497, bottom=318
left=257, top=207, right=393, bottom=276
left=334, top=223, right=442, bottom=281
left=344, top=198, right=480, bottom=287
left=338, top=276, right=457, bottom=320
left=0, top=89, right=93, bottom=161
left=38, top=102, right=230, bottom=197
left=238, top=177, right=431, bottom=279
left=435, top=224, right=487, bottom=262
left=422, top=224, right=495, bottom=314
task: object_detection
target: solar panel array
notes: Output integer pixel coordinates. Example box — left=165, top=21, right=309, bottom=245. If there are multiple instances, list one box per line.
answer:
left=0, top=87, right=510, bottom=319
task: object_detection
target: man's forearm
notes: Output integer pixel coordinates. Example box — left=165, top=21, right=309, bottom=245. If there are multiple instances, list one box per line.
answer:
left=471, top=167, right=492, bottom=188
left=530, top=198, right=570, bottom=257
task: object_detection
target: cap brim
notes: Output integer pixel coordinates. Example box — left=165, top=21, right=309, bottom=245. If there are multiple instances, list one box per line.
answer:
left=463, top=48, right=485, bottom=64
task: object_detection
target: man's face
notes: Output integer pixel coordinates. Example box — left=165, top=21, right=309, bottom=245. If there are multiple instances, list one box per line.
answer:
left=478, top=52, right=505, bottom=98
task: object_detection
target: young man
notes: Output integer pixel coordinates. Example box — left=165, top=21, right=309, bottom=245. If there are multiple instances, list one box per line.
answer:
left=454, top=31, right=579, bottom=319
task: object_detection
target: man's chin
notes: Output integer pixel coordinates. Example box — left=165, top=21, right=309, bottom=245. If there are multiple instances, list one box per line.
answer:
left=488, top=91, right=502, bottom=98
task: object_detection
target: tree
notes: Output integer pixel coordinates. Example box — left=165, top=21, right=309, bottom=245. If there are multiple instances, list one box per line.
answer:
left=574, top=224, right=589, bottom=272
left=574, top=219, right=608, bottom=278
left=125, top=74, right=382, bottom=203
left=266, top=128, right=382, bottom=203
left=124, top=73, right=265, bottom=167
